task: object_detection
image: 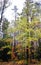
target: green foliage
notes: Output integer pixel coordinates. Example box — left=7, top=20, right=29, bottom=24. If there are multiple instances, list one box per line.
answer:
left=8, top=16, right=41, bottom=48
left=7, top=0, right=41, bottom=49
left=0, top=39, right=11, bottom=61
left=24, top=60, right=28, bottom=65
left=2, top=18, right=9, bottom=33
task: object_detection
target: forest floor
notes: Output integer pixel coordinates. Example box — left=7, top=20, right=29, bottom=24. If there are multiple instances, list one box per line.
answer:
left=0, top=60, right=41, bottom=65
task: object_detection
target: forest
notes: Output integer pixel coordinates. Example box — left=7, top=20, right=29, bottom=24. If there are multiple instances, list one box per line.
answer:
left=0, top=0, right=41, bottom=65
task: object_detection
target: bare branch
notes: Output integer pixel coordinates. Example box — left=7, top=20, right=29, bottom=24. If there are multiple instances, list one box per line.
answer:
left=0, top=0, right=11, bottom=24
